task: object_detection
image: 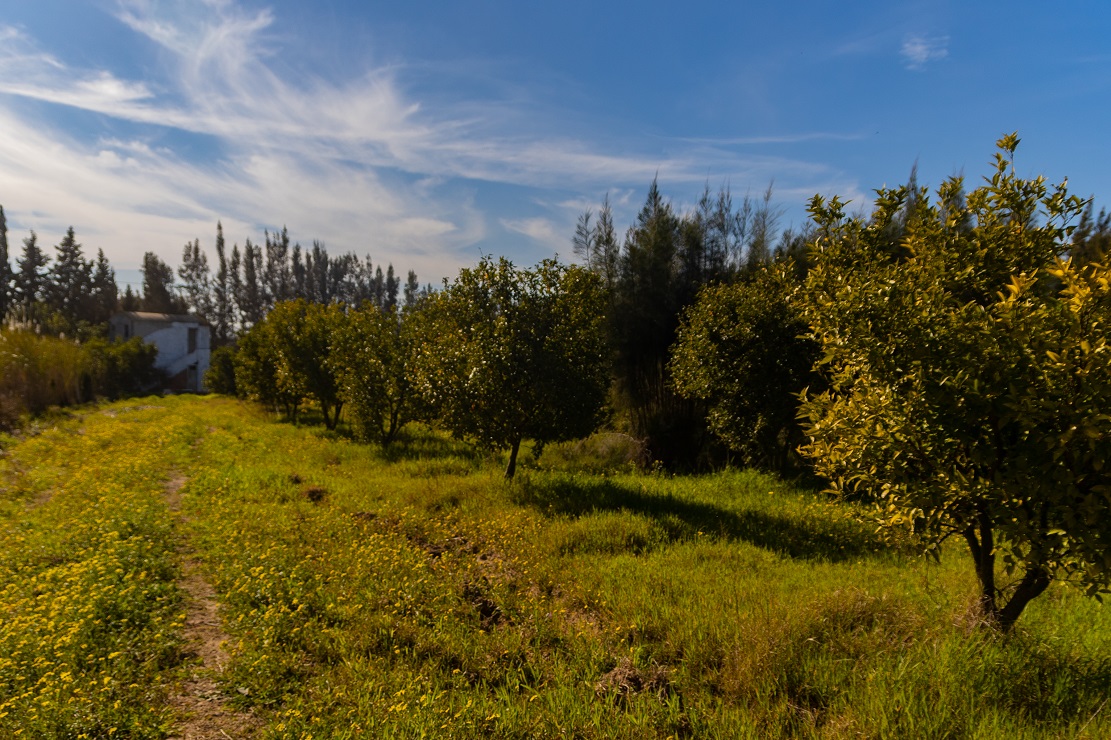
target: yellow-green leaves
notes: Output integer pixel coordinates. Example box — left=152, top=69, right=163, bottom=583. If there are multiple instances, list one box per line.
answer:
left=800, top=137, right=1108, bottom=627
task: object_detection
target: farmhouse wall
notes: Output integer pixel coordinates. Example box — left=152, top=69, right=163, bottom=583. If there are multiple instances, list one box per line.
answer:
left=108, top=312, right=211, bottom=392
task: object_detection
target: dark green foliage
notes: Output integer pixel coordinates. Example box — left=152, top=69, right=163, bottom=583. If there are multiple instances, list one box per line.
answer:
left=14, top=230, right=48, bottom=317
left=205, top=345, right=238, bottom=396
left=45, top=227, right=94, bottom=336
left=178, top=238, right=212, bottom=319
left=234, top=315, right=300, bottom=416
left=212, top=223, right=233, bottom=344
left=577, top=180, right=784, bottom=468
left=268, top=300, right=346, bottom=429
left=608, top=182, right=705, bottom=467
left=0, top=205, right=11, bottom=320
left=234, top=300, right=345, bottom=427
left=403, top=269, right=420, bottom=309
left=330, top=304, right=416, bottom=445
left=239, top=239, right=265, bottom=328
left=82, top=337, right=163, bottom=399
left=800, top=135, right=1108, bottom=629
left=0, top=330, right=160, bottom=424
left=120, top=284, right=140, bottom=312
left=671, top=265, right=820, bottom=472
left=90, top=249, right=118, bottom=326
left=411, top=257, right=609, bottom=478
left=1071, top=201, right=1110, bottom=266
left=264, top=227, right=293, bottom=308
left=140, top=252, right=183, bottom=314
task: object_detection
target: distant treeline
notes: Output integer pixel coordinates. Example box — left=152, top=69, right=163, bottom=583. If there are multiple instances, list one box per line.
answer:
left=0, top=208, right=428, bottom=342
left=1, top=169, right=1108, bottom=471
left=0, top=207, right=428, bottom=426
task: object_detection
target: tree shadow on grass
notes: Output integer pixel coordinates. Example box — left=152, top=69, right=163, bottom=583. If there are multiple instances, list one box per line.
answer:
left=511, top=476, right=893, bottom=562
left=279, top=414, right=483, bottom=467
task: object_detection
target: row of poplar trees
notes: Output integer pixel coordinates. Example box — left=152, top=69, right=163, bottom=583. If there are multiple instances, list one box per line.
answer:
left=172, top=223, right=428, bottom=346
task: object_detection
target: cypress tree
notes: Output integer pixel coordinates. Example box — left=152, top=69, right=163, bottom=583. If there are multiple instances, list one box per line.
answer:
left=229, top=243, right=243, bottom=327
left=240, top=239, right=265, bottom=327
left=385, top=264, right=399, bottom=312
left=0, top=205, right=11, bottom=320
left=263, top=227, right=292, bottom=308
left=403, top=269, right=420, bottom=309
left=213, top=222, right=232, bottom=343
left=291, top=242, right=306, bottom=299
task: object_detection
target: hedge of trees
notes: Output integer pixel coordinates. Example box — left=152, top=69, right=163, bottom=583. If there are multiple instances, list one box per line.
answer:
left=0, top=332, right=160, bottom=431
left=226, top=257, right=609, bottom=479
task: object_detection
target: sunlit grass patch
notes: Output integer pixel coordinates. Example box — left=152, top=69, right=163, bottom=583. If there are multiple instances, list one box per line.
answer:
left=0, top=397, right=203, bottom=738
left=2, top=395, right=1108, bottom=738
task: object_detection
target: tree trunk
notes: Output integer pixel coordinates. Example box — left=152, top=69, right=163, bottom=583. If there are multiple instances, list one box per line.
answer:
left=997, top=566, right=1051, bottom=631
left=504, top=437, right=522, bottom=480
left=964, top=511, right=998, bottom=620
left=964, top=511, right=1051, bottom=631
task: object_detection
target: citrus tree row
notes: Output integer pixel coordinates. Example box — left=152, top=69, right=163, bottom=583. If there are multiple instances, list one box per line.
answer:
left=224, top=257, right=609, bottom=479
left=671, top=136, right=1111, bottom=630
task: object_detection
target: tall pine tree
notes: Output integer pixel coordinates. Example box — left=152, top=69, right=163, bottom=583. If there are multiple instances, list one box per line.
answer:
left=15, top=231, right=48, bottom=321
left=178, top=238, right=212, bottom=318
left=141, top=252, right=181, bottom=313
left=0, top=205, right=11, bottom=320
left=239, top=239, right=265, bottom=327
left=47, top=226, right=94, bottom=334
left=263, top=227, right=292, bottom=308
left=90, top=248, right=118, bottom=325
left=212, top=222, right=233, bottom=344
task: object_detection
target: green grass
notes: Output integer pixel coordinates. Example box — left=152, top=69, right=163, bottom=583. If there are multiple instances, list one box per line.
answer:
left=1, top=395, right=1108, bottom=738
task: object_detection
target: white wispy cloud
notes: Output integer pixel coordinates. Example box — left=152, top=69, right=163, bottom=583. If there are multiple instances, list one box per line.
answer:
left=500, top=217, right=558, bottom=243
left=901, top=34, right=949, bottom=70
left=0, top=1, right=858, bottom=279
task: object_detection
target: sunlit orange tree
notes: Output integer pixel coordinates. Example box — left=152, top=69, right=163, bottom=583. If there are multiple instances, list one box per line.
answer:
left=411, top=257, right=608, bottom=478
left=800, top=135, right=1111, bottom=630
left=329, top=302, right=418, bottom=445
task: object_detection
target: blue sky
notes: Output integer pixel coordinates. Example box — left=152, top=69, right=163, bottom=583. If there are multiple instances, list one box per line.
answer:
left=1, top=0, right=1109, bottom=287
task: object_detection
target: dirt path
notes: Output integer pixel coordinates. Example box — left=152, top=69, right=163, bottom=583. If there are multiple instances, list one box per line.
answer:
left=164, top=475, right=263, bottom=740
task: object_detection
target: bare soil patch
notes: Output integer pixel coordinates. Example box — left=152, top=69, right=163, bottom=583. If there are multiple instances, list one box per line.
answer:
left=164, top=474, right=263, bottom=740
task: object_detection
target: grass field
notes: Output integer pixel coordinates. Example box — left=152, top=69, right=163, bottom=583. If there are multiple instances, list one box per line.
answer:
left=1, top=395, right=1108, bottom=738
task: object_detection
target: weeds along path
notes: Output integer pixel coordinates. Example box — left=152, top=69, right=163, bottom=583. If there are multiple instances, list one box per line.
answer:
left=162, top=474, right=262, bottom=740
left=0, top=398, right=210, bottom=738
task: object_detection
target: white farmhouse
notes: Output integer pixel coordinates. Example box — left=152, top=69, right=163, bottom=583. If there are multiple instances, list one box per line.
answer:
left=108, top=312, right=211, bottom=392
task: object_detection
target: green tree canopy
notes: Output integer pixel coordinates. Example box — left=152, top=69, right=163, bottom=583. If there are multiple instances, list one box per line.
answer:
left=265, top=300, right=345, bottom=429
left=141, top=252, right=183, bottom=314
left=330, top=303, right=418, bottom=445
left=671, top=264, right=820, bottom=472
left=14, top=231, right=48, bottom=319
left=799, top=135, right=1108, bottom=629
left=46, top=227, right=94, bottom=334
left=411, top=257, right=609, bottom=478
